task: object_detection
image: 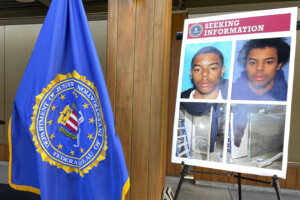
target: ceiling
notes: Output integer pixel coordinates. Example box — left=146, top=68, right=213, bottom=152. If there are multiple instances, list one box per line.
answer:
left=0, top=0, right=298, bottom=19
left=0, top=0, right=107, bottom=18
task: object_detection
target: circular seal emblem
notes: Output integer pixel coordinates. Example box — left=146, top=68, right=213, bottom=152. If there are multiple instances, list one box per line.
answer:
left=30, top=70, right=107, bottom=176
left=189, top=24, right=203, bottom=37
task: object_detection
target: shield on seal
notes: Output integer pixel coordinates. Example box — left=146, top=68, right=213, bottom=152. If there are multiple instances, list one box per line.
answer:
left=58, top=105, right=78, bottom=134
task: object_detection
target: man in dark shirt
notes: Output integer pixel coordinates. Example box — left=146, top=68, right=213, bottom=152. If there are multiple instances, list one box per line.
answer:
left=232, top=38, right=290, bottom=101
left=181, top=46, right=227, bottom=99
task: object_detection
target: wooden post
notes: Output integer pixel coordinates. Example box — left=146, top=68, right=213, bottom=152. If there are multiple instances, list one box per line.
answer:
left=107, top=0, right=171, bottom=199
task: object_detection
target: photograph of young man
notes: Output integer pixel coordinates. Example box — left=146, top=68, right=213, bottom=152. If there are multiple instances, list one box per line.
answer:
left=232, top=38, right=290, bottom=101
left=181, top=46, right=227, bottom=100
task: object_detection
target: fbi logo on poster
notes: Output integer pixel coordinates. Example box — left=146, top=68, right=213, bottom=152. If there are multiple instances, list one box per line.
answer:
left=30, top=70, right=107, bottom=176
left=189, top=24, right=203, bottom=37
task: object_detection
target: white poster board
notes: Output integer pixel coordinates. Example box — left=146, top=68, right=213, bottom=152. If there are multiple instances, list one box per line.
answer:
left=171, top=7, right=297, bottom=178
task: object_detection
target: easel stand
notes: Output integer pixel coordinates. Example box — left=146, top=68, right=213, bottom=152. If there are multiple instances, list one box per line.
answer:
left=174, top=162, right=282, bottom=200
left=234, top=173, right=282, bottom=200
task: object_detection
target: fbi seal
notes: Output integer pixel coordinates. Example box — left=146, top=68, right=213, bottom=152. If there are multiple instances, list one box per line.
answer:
left=30, top=70, right=107, bottom=176
left=189, top=23, right=203, bottom=37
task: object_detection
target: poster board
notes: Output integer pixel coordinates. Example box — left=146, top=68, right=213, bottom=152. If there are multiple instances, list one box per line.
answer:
left=171, top=7, right=297, bottom=178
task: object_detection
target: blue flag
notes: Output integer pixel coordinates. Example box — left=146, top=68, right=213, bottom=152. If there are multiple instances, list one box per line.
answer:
left=8, top=0, right=129, bottom=199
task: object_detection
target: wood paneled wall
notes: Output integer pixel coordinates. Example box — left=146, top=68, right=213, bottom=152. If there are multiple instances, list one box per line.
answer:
left=107, top=0, right=171, bottom=199
left=166, top=12, right=187, bottom=177
left=191, top=166, right=300, bottom=190
left=0, top=26, right=4, bottom=145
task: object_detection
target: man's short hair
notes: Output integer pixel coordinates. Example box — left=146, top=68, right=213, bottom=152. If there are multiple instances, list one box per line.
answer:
left=238, top=38, right=290, bottom=67
left=191, top=46, right=224, bottom=67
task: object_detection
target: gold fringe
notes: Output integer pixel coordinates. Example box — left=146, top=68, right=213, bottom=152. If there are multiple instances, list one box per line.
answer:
left=8, top=119, right=41, bottom=195
left=122, top=178, right=130, bottom=200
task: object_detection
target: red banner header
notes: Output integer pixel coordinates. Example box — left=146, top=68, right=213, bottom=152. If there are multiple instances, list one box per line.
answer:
left=187, top=13, right=291, bottom=39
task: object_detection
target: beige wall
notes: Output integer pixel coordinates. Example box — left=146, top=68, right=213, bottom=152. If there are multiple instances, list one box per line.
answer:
left=0, top=20, right=107, bottom=144
left=89, top=20, right=108, bottom=78
left=4, top=24, right=41, bottom=143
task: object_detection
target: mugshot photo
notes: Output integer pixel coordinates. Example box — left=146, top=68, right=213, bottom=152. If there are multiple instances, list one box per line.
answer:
left=181, top=42, right=232, bottom=100
left=231, top=37, right=291, bottom=101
